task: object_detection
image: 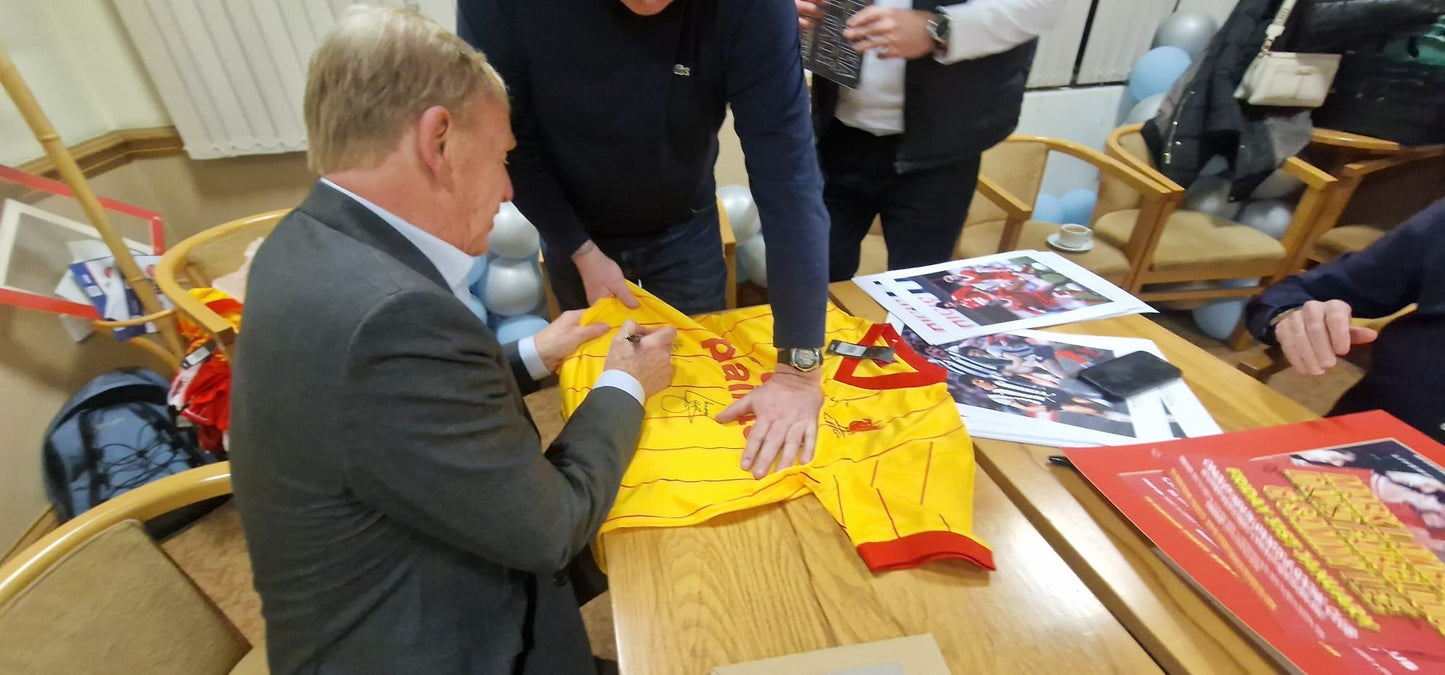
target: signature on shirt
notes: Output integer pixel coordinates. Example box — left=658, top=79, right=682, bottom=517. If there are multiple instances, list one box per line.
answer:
left=661, top=390, right=728, bottom=421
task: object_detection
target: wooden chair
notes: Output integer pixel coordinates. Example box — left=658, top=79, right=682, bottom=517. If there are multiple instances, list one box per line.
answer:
left=953, top=134, right=1174, bottom=285
left=155, top=210, right=288, bottom=357
left=1296, top=146, right=1445, bottom=266
left=1103, top=124, right=1337, bottom=348
left=0, top=463, right=265, bottom=674
left=714, top=195, right=739, bottom=309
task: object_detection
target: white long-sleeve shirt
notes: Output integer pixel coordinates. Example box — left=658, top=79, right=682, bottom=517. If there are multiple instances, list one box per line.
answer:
left=837, top=0, right=1070, bottom=136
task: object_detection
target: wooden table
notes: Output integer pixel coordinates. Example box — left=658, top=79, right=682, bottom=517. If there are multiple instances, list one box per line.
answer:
left=602, top=299, right=1164, bottom=673
left=828, top=280, right=1320, bottom=674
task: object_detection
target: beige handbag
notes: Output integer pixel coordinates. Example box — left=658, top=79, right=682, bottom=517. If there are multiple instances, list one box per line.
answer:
left=1235, top=0, right=1340, bottom=108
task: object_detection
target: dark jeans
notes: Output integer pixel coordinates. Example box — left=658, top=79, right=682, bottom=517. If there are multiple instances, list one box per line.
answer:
left=543, top=208, right=728, bottom=315
left=819, top=121, right=981, bottom=282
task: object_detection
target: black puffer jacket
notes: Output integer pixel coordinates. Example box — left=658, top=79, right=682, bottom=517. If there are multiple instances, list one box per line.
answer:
left=1142, top=0, right=1445, bottom=197
left=1142, top=0, right=1294, bottom=198
left=1294, top=0, right=1445, bottom=51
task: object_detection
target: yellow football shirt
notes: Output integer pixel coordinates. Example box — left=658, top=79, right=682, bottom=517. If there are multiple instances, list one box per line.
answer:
left=558, top=288, right=991, bottom=572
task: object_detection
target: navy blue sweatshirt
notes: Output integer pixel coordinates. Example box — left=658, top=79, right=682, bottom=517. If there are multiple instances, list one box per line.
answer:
left=459, top=0, right=828, bottom=348
left=1246, top=198, right=1445, bottom=444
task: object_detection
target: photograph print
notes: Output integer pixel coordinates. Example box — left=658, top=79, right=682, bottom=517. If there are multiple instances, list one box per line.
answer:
left=855, top=250, right=1151, bottom=344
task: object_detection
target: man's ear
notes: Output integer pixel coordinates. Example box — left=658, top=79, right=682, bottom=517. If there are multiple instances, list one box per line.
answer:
left=415, top=105, right=453, bottom=186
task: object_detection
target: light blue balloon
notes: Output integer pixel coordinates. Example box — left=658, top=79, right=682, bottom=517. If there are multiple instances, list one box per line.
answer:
left=1059, top=189, right=1098, bottom=224
left=1128, top=46, right=1192, bottom=101
left=496, top=314, right=551, bottom=344
left=1192, top=299, right=1246, bottom=341
left=1033, top=194, right=1065, bottom=224
left=466, top=255, right=488, bottom=290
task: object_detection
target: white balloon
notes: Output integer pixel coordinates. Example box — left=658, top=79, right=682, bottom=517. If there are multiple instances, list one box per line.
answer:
left=481, top=258, right=544, bottom=317
left=718, top=185, right=761, bottom=242
left=489, top=202, right=540, bottom=259
left=1250, top=169, right=1304, bottom=200
left=1124, top=93, right=1166, bottom=125
left=1236, top=199, right=1294, bottom=240
left=1181, top=175, right=1241, bottom=220
left=1152, top=12, right=1219, bottom=59
left=738, top=235, right=768, bottom=288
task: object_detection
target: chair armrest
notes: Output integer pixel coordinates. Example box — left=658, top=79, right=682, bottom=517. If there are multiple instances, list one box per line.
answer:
left=1339, top=145, right=1445, bottom=178
left=975, top=176, right=1032, bottom=220
left=155, top=243, right=238, bottom=348
left=0, top=463, right=233, bottom=605
left=1310, top=128, right=1400, bottom=153
left=1280, top=156, right=1336, bottom=190
left=1236, top=345, right=1288, bottom=381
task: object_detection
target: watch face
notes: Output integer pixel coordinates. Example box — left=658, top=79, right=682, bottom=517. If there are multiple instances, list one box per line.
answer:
left=793, top=349, right=820, bottom=369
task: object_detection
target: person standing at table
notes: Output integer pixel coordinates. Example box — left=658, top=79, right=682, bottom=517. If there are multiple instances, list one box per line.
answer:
left=797, top=0, right=1067, bottom=281
left=230, top=7, right=676, bottom=672
left=1246, top=197, right=1445, bottom=444
left=459, top=0, right=830, bottom=480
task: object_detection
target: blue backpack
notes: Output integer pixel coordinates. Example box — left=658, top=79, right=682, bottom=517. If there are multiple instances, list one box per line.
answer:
left=42, top=368, right=213, bottom=522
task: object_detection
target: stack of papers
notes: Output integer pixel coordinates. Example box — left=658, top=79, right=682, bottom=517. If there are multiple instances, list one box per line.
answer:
left=858, top=250, right=1218, bottom=447
left=893, top=323, right=1220, bottom=446
left=53, top=240, right=168, bottom=341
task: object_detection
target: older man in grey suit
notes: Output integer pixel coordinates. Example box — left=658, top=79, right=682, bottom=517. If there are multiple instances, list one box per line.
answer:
left=229, top=7, right=675, bottom=674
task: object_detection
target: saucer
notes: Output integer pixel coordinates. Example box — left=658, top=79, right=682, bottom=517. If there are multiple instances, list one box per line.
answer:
left=1047, top=232, right=1094, bottom=253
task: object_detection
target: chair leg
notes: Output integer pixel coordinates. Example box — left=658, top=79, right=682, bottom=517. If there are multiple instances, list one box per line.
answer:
left=1226, top=313, right=1254, bottom=351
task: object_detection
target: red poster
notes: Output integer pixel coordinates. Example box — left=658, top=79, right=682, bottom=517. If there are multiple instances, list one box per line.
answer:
left=1066, top=411, right=1445, bottom=673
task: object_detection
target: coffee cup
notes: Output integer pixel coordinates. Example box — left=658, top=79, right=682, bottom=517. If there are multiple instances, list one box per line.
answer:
left=1057, top=223, right=1093, bottom=250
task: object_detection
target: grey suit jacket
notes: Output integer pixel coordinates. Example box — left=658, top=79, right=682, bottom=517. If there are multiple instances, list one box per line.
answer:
left=231, top=182, right=642, bottom=674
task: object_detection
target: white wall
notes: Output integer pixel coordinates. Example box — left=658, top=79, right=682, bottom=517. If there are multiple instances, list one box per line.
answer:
left=0, top=0, right=170, bottom=166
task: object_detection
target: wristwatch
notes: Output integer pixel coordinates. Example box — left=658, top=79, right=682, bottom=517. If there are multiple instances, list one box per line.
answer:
left=778, top=347, right=823, bottom=373
left=926, top=11, right=951, bottom=53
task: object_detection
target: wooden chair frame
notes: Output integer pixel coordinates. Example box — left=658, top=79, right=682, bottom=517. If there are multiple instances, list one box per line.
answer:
left=0, top=463, right=233, bottom=607
left=1290, top=145, right=1445, bottom=269
left=154, top=210, right=289, bottom=357
left=1104, top=124, right=1339, bottom=348
left=978, top=134, right=1179, bottom=260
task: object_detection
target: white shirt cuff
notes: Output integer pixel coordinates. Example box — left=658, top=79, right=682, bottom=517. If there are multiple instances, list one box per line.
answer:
left=594, top=370, right=646, bottom=406
left=937, top=0, right=1067, bottom=64
left=517, top=336, right=552, bottom=381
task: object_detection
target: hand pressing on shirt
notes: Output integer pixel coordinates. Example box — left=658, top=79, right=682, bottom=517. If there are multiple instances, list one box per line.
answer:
left=716, top=365, right=824, bottom=479
left=603, top=319, right=678, bottom=400
left=1273, top=299, right=1379, bottom=376
left=573, top=240, right=640, bottom=309
left=845, top=7, right=935, bottom=60
left=532, top=309, right=611, bottom=373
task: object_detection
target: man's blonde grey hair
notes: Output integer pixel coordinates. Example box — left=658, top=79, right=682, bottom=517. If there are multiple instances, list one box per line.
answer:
left=304, top=4, right=507, bottom=174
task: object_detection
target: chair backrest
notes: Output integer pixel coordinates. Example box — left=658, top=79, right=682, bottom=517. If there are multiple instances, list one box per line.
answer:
left=0, top=519, right=247, bottom=674
left=1336, top=151, right=1445, bottom=229
left=968, top=140, right=1049, bottom=226
left=1099, top=125, right=1158, bottom=216
left=156, top=210, right=288, bottom=353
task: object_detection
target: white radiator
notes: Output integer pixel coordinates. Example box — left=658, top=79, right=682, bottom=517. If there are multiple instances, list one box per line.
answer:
left=1026, top=0, right=1095, bottom=88
left=1176, top=0, right=1241, bottom=25
left=1076, top=0, right=1241, bottom=85
left=114, top=0, right=457, bottom=159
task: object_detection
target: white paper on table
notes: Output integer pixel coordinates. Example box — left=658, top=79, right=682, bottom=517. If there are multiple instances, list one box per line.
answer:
left=889, top=317, right=1217, bottom=447
left=857, top=250, right=1153, bottom=345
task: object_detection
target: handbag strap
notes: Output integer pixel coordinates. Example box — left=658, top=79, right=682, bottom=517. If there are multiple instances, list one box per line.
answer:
left=1260, top=0, right=1298, bottom=54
